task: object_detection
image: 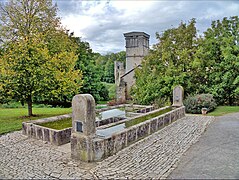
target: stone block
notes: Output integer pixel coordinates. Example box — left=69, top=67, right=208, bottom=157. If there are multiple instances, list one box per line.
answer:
left=137, top=123, right=149, bottom=139
left=150, top=118, right=158, bottom=133
left=43, top=128, right=50, bottom=142
left=93, top=139, right=105, bottom=161
left=113, top=131, right=127, bottom=153
left=127, top=127, right=137, bottom=144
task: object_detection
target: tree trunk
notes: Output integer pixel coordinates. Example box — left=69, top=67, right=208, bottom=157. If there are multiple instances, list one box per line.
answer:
left=27, top=95, right=33, bottom=116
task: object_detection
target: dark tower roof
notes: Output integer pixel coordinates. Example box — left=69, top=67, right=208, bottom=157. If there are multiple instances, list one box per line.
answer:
left=124, top=32, right=150, bottom=38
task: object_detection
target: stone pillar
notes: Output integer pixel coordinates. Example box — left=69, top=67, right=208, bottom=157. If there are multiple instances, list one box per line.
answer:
left=172, top=85, right=184, bottom=108
left=71, top=94, right=96, bottom=162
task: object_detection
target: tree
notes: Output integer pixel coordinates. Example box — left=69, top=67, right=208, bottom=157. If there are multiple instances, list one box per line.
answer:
left=0, top=0, right=82, bottom=116
left=95, top=51, right=126, bottom=83
left=73, top=37, right=109, bottom=102
left=132, top=19, right=198, bottom=105
left=195, top=16, right=239, bottom=105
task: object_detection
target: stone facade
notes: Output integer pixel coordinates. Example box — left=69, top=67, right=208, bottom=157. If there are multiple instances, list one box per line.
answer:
left=115, top=32, right=150, bottom=101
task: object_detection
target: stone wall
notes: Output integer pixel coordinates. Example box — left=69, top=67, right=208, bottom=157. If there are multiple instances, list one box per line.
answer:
left=22, top=114, right=72, bottom=146
left=91, top=106, right=185, bottom=161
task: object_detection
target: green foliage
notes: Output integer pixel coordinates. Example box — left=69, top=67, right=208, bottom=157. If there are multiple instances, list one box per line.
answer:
left=132, top=19, right=198, bottom=105
left=73, top=37, right=109, bottom=102
left=195, top=16, right=239, bottom=105
left=102, top=82, right=116, bottom=100
left=133, top=16, right=239, bottom=106
left=1, top=101, right=25, bottom=108
left=0, top=0, right=82, bottom=116
left=184, top=94, right=217, bottom=114
left=95, top=51, right=126, bottom=83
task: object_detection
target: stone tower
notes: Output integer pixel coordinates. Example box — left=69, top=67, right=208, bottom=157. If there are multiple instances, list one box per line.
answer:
left=115, top=32, right=150, bottom=101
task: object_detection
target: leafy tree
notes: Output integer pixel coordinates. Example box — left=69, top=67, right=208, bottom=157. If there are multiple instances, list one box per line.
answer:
left=95, top=51, right=126, bottom=83
left=195, top=16, right=239, bottom=105
left=0, top=0, right=82, bottom=116
left=132, top=19, right=198, bottom=105
left=73, top=37, right=109, bottom=102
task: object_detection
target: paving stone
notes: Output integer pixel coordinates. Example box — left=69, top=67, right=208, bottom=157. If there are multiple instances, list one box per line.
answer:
left=0, top=115, right=213, bottom=179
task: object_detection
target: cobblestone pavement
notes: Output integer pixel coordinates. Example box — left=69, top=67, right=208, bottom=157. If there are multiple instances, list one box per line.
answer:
left=0, top=115, right=213, bottom=179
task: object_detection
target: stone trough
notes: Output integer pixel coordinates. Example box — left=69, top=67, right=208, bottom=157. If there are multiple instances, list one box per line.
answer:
left=22, top=104, right=154, bottom=146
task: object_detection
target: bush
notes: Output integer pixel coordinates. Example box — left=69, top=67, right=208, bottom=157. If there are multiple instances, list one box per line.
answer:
left=184, top=94, right=217, bottom=114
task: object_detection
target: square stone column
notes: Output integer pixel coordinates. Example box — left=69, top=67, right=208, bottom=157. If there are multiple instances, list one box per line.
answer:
left=71, top=94, right=96, bottom=162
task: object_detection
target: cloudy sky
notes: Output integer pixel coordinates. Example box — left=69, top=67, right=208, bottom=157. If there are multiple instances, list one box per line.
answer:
left=55, top=0, right=239, bottom=54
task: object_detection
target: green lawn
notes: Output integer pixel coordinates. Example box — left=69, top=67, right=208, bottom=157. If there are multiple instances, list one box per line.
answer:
left=207, top=106, right=239, bottom=116
left=0, top=107, right=71, bottom=135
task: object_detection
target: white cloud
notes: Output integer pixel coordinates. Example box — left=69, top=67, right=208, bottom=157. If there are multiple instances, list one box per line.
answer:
left=56, top=0, right=239, bottom=54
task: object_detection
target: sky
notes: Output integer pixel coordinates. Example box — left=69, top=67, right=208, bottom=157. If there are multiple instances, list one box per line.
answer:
left=55, top=0, right=239, bottom=54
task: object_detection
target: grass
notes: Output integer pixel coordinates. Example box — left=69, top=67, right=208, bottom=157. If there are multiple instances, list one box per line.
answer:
left=0, top=107, right=71, bottom=135
left=207, top=106, right=239, bottom=116
left=39, top=118, right=72, bottom=130
left=125, top=107, right=172, bottom=128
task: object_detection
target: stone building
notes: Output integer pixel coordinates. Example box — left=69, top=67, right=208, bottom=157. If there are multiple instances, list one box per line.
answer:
left=115, top=32, right=150, bottom=101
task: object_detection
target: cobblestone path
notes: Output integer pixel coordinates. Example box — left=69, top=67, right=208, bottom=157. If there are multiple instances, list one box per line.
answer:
left=0, top=115, right=213, bottom=179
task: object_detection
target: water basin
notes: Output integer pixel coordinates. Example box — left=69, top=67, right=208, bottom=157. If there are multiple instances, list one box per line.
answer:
left=96, top=123, right=125, bottom=137
left=97, top=109, right=126, bottom=121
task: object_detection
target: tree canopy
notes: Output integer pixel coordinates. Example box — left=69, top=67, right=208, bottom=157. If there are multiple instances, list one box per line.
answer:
left=0, top=0, right=82, bottom=116
left=195, top=16, right=239, bottom=105
left=95, top=51, right=126, bottom=83
left=73, top=37, right=109, bottom=102
left=132, top=16, right=239, bottom=106
left=132, top=19, right=198, bottom=105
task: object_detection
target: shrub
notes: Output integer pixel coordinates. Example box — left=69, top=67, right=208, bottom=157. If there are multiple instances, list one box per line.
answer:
left=184, top=94, right=217, bottom=114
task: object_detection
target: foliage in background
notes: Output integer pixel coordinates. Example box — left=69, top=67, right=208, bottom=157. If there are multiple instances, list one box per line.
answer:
left=184, top=94, right=217, bottom=114
left=0, top=0, right=82, bottom=116
left=102, top=82, right=116, bottom=100
left=73, top=37, right=109, bottom=102
left=95, top=51, right=126, bottom=83
left=194, top=16, right=239, bottom=105
left=133, top=16, right=239, bottom=106
left=132, top=19, right=198, bottom=105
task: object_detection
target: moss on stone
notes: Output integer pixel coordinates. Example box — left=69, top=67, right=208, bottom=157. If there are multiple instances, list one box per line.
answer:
left=39, top=118, right=72, bottom=130
left=125, top=107, right=172, bottom=128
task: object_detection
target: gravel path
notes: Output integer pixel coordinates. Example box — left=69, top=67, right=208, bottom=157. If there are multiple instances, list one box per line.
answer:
left=0, top=115, right=213, bottom=179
